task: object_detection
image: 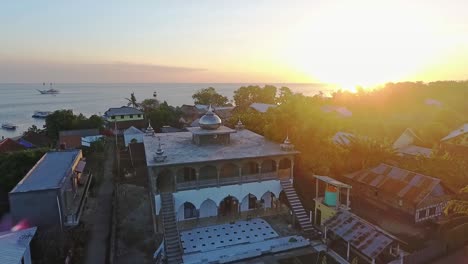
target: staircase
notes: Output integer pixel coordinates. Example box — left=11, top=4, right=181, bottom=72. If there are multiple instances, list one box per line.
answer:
left=160, top=193, right=183, bottom=264
left=280, top=179, right=320, bottom=238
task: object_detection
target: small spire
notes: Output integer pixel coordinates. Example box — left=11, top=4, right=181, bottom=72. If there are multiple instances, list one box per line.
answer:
left=235, top=118, right=244, bottom=130
left=146, top=121, right=155, bottom=136
left=281, top=131, right=294, bottom=151
left=154, top=137, right=167, bottom=162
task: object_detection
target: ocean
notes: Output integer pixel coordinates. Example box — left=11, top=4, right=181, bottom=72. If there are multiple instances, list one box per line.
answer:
left=0, top=83, right=334, bottom=138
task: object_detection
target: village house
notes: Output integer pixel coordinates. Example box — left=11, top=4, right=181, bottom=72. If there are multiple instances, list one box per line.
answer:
left=342, top=163, right=454, bottom=223
left=393, top=128, right=432, bottom=158
left=104, top=106, right=146, bottom=132
left=16, top=131, right=53, bottom=149
left=123, top=126, right=144, bottom=147
left=0, top=138, right=25, bottom=153
left=440, top=123, right=468, bottom=157
left=144, top=107, right=317, bottom=263
left=0, top=227, right=37, bottom=264
left=9, top=150, right=92, bottom=230
left=59, top=128, right=101, bottom=149
left=249, top=102, right=277, bottom=113
left=313, top=176, right=401, bottom=264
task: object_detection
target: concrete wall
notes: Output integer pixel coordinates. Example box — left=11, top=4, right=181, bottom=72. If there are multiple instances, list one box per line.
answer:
left=106, top=114, right=143, bottom=122
left=9, top=189, right=62, bottom=229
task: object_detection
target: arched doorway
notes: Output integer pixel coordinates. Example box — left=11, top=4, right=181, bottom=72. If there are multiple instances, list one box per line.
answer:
left=176, top=167, right=196, bottom=183
left=156, top=169, right=173, bottom=193
left=279, top=158, right=292, bottom=178
left=279, top=190, right=290, bottom=208
left=199, top=165, right=217, bottom=181
left=260, top=191, right=276, bottom=209
left=177, top=202, right=198, bottom=220
left=219, top=195, right=239, bottom=216
left=199, top=199, right=218, bottom=218
left=261, top=159, right=276, bottom=174
left=240, top=193, right=258, bottom=212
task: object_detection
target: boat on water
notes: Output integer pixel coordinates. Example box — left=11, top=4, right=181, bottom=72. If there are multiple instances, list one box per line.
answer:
left=37, top=88, right=60, bottom=94
left=1, top=123, right=18, bottom=130
left=32, top=111, right=53, bottom=118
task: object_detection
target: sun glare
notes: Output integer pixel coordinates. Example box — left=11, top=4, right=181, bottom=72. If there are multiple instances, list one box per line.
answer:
left=280, top=1, right=452, bottom=89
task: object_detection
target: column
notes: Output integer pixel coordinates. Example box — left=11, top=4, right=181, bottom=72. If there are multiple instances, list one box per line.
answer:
left=173, top=168, right=177, bottom=192
left=314, top=177, right=318, bottom=225
left=346, top=188, right=350, bottom=209
left=238, top=166, right=242, bottom=184
left=196, top=170, right=200, bottom=189
left=258, top=162, right=262, bottom=181
left=216, top=167, right=220, bottom=186
left=276, top=161, right=280, bottom=178
left=290, top=159, right=294, bottom=179
left=346, top=241, right=351, bottom=260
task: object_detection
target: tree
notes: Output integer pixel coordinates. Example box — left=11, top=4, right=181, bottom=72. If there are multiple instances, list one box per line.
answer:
left=125, top=92, right=139, bottom=108
left=140, top=98, right=160, bottom=112
left=44, top=110, right=104, bottom=140
left=192, top=87, right=229, bottom=106
left=146, top=101, right=182, bottom=131
left=233, top=85, right=277, bottom=109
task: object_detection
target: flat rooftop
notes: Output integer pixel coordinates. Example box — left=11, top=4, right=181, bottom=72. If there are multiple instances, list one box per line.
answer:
left=11, top=150, right=80, bottom=193
left=144, top=128, right=298, bottom=167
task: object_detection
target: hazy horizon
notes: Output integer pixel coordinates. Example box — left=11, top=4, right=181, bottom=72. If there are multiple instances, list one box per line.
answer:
left=2, top=1, right=468, bottom=89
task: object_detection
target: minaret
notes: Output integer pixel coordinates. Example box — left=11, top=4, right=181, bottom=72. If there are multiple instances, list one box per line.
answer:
left=235, top=118, right=244, bottom=130
left=146, top=121, right=155, bottom=136
left=281, top=132, right=295, bottom=151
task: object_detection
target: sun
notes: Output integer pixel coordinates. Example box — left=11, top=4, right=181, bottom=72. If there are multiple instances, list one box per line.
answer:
left=279, top=1, right=449, bottom=89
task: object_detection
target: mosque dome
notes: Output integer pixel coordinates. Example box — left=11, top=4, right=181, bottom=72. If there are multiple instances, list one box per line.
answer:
left=199, top=105, right=222, bottom=130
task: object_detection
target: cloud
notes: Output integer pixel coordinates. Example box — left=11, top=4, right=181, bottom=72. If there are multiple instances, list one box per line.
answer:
left=0, top=61, right=207, bottom=83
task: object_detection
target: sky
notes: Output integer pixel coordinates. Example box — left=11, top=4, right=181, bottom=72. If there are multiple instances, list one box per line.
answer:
left=1, top=0, right=467, bottom=87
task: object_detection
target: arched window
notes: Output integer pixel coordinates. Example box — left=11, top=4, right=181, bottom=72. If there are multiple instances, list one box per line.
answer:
left=199, top=165, right=217, bottom=180
left=220, top=163, right=238, bottom=179
left=183, top=202, right=197, bottom=219
left=261, top=159, right=276, bottom=173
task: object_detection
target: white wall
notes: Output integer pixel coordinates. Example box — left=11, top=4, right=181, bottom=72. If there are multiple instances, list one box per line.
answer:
left=124, top=133, right=144, bottom=147
left=199, top=199, right=217, bottom=218
left=154, top=180, right=283, bottom=216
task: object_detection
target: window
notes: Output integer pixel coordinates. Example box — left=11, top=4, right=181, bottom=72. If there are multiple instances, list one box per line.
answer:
left=130, top=115, right=133, bottom=118
left=138, top=114, right=141, bottom=118
left=120, top=115, right=125, bottom=119
left=111, top=116, right=115, bottom=120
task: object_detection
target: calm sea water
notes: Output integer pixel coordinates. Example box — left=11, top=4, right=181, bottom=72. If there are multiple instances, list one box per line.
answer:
left=0, top=83, right=333, bottom=138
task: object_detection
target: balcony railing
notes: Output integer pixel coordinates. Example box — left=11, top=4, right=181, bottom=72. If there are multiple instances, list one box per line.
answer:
left=175, top=169, right=291, bottom=191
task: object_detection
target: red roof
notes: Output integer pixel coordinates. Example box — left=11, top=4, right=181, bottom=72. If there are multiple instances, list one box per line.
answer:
left=0, top=138, right=25, bottom=153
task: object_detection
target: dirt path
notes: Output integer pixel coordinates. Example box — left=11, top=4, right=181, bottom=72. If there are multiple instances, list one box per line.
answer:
left=84, top=142, right=115, bottom=264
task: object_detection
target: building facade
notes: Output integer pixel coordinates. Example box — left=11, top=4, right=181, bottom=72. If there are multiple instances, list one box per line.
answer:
left=342, top=163, right=454, bottom=223
left=9, top=150, right=92, bottom=230
left=144, top=108, right=298, bottom=231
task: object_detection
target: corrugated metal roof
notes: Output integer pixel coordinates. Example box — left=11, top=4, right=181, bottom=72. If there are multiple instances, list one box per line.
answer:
left=0, top=227, right=36, bottom=264
left=441, top=123, right=468, bottom=142
left=249, top=103, right=277, bottom=113
left=124, top=126, right=144, bottom=135
left=344, top=163, right=441, bottom=205
left=104, top=106, right=143, bottom=117
left=314, top=175, right=352, bottom=188
left=59, top=129, right=99, bottom=137
left=10, top=150, right=81, bottom=193
left=324, top=211, right=394, bottom=260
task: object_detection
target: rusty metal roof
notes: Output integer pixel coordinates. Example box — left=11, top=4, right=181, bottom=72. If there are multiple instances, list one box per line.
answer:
left=324, top=211, right=395, bottom=260
left=345, top=163, right=441, bottom=205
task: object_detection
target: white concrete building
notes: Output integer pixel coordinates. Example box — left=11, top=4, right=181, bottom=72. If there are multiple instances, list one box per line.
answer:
left=0, top=227, right=37, bottom=264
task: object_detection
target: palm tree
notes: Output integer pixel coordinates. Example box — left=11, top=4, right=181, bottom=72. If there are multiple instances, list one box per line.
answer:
left=125, top=92, right=139, bottom=108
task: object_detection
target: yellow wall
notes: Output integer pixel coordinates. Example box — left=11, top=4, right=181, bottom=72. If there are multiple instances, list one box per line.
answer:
left=106, top=114, right=144, bottom=122
left=316, top=202, right=337, bottom=225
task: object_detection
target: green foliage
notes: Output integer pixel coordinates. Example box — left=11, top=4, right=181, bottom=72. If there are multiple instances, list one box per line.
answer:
left=0, top=148, right=48, bottom=193
left=44, top=110, right=104, bottom=140
left=233, top=85, right=277, bottom=109
left=125, top=92, right=139, bottom=108
left=192, top=87, right=229, bottom=106
left=146, top=101, right=182, bottom=131
left=140, top=98, right=160, bottom=112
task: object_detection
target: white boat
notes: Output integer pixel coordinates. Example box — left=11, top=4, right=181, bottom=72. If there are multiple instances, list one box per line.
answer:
left=37, top=88, right=59, bottom=94
left=1, top=123, right=17, bottom=130
left=32, top=111, right=53, bottom=118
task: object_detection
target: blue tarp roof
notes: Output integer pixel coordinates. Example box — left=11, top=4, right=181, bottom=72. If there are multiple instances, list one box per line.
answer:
left=10, top=150, right=81, bottom=193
